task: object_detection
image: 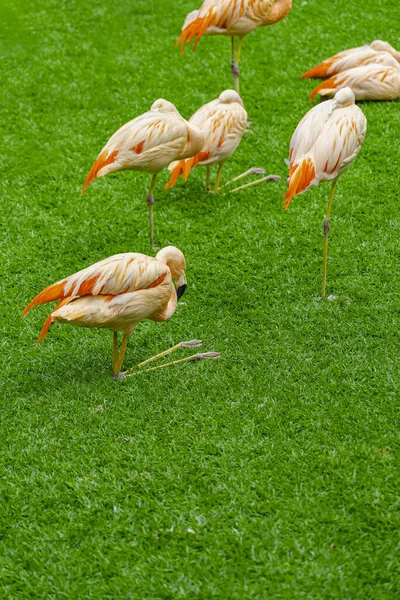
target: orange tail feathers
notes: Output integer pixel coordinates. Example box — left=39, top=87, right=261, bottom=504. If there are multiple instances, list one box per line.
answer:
left=176, top=13, right=215, bottom=56
left=165, top=161, right=185, bottom=190
left=165, top=152, right=210, bottom=190
left=36, top=316, right=53, bottom=345
left=301, top=60, right=335, bottom=79
left=34, top=297, right=73, bottom=344
left=22, top=281, right=67, bottom=318
left=283, top=158, right=316, bottom=210
left=309, top=76, right=340, bottom=102
left=82, top=150, right=118, bottom=193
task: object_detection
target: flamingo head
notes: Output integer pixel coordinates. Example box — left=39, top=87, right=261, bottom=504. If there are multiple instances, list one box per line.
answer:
left=151, top=99, right=179, bottom=113
left=218, top=89, right=244, bottom=107
left=156, top=246, right=187, bottom=298
left=334, top=87, right=355, bottom=107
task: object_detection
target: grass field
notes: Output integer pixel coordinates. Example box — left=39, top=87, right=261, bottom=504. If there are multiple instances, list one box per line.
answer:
left=1, top=0, right=400, bottom=597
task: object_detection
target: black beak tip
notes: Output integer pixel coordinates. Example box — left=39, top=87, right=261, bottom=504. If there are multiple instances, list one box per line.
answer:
left=177, top=284, right=187, bottom=299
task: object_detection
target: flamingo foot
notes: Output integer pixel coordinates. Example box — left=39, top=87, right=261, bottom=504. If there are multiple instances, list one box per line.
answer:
left=121, top=340, right=203, bottom=376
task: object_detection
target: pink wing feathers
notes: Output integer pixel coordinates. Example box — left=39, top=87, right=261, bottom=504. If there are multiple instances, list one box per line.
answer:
left=302, top=41, right=400, bottom=79
left=176, top=0, right=246, bottom=54
left=82, top=99, right=191, bottom=193
left=285, top=90, right=366, bottom=208
left=22, top=254, right=170, bottom=317
left=302, top=47, right=396, bottom=79
left=165, top=95, right=247, bottom=188
left=309, top=64, right=400, bottom=102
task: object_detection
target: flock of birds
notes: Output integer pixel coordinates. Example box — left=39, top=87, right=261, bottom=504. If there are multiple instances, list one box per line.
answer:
left=22, top=0, right=400, bottom=378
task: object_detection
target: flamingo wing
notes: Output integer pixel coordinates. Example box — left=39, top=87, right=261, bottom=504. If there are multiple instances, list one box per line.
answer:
left=201, top=103, right=247, bottom=159
left=310, top=65, right=400, bottom=102
left=301, top=45, right=375, bottom=78
left=82, top=111, right=187, bottom=191
left=312, top=106, right=367, bottom=178
left=285, top=103, right=366, bottom=208
left=166, top=101, right=247, bottom=188
left=177, top=0, right=246, bottom=54
left=288, top=99, right=336, bottom=167
left=23, top=254, right=170, bottom=317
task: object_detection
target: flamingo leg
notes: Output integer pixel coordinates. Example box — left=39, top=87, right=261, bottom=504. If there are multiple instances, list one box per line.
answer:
left=124, top=352, right=221, bottom=378
left=146, top=174, right=158, bottom=249
left=113, top=334, right=130, bottom=378
left=230, top=174, right=281, bottom=193
left=236, top=38, right=243, bottom=69
left=206, top=166, right=211, bottom=192
left=214, top=163, right=225, bottom=193
left=112, top=331, right=118, bottom=371
left=221, top=168, right=266, bottom=189
left=231, top=37, right=240, bottom=94
left=322, top=179, right=338, bottom=298
left=122, top=340, right=203, bottom=376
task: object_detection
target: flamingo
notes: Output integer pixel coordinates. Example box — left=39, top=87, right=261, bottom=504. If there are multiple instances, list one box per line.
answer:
left=165, top=90, right=248, bottom=192
left=22, top=246, right=190, bottom=378
left=301, top=40, right=400, bottom=79
left=176, top=0, right=292, bottom=93
left=309, top=63, right=400, bottom=103
left=284, top=87, right=367, bottom=298
left=82, top=100, right=204, bottom=248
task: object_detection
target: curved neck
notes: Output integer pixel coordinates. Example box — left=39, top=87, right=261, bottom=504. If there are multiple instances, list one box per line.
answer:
left=162, top=286, right=178, bottom=321
left=264, top=0, right=292, bottom=25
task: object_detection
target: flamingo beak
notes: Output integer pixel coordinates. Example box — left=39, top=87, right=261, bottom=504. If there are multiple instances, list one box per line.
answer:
left=176, top=273, right=187, bottom=299
left=177, top=284, right=187, bottom=299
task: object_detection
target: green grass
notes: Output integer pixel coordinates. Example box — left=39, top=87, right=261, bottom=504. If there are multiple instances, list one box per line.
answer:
left=1, top=0, right=400, bottom=597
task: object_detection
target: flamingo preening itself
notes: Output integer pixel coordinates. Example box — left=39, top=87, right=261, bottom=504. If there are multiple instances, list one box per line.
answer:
left=82, top=100, right=204, bottom=248
left=22, top=247, right=191, bottom=378
left=284, top=87, right=367, bottom=298
left=176, top=0, right=292, bottom=93
left=309, top=63, right=400, bottom=103
left=166, top=90, right=248, bottom=192
left=301, top=40, right=400, bottom=79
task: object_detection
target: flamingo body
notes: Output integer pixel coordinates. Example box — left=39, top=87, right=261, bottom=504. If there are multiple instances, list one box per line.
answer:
left=83, top=100, right=204, bottom=191
left=23, top=247, right=187, bottom=343
left=166, top=90, right=247, bottom=188
left=309, top=64, right=400, bottom=102
left=177, top=0, right=292, bottom=53
left=302, top=40, right=400, bottom=79
left=285, top=87, right=367, bottom=208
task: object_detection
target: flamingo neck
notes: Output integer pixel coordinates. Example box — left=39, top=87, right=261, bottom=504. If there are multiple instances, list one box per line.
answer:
left=162, top=285, right=178, bottom=321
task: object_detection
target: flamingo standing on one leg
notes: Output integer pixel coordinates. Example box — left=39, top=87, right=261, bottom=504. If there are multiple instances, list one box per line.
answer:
left=309, top=63, right=400, bottom=103
left=176, top=0, right=292, bottom=94
left=284, top=87, right=367, bottom=298
left=82, top=100, right=204, bottom=248
left=22, top=246, right=188, bottom=378
left=165, top=90, right=248, bottom=193
left=301, top=40, right=400, bottom=79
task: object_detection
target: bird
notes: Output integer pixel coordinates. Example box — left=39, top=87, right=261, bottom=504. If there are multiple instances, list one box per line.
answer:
left=176, top=0, right=292, bottom=93
left=284, top=87, right=367, bottom=298
left=22, top=246, right=188, bottom=378
left=82, top=100, right=204, bottom=248
left=165, top=89, right=248, bottom=193
left=301, top=40, right=400, bottom=79
left=309, top=63, right=400, bottom=103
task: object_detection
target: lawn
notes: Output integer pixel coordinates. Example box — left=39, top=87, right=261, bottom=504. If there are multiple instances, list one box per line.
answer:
left=1, top=0, right=399, bottom=597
